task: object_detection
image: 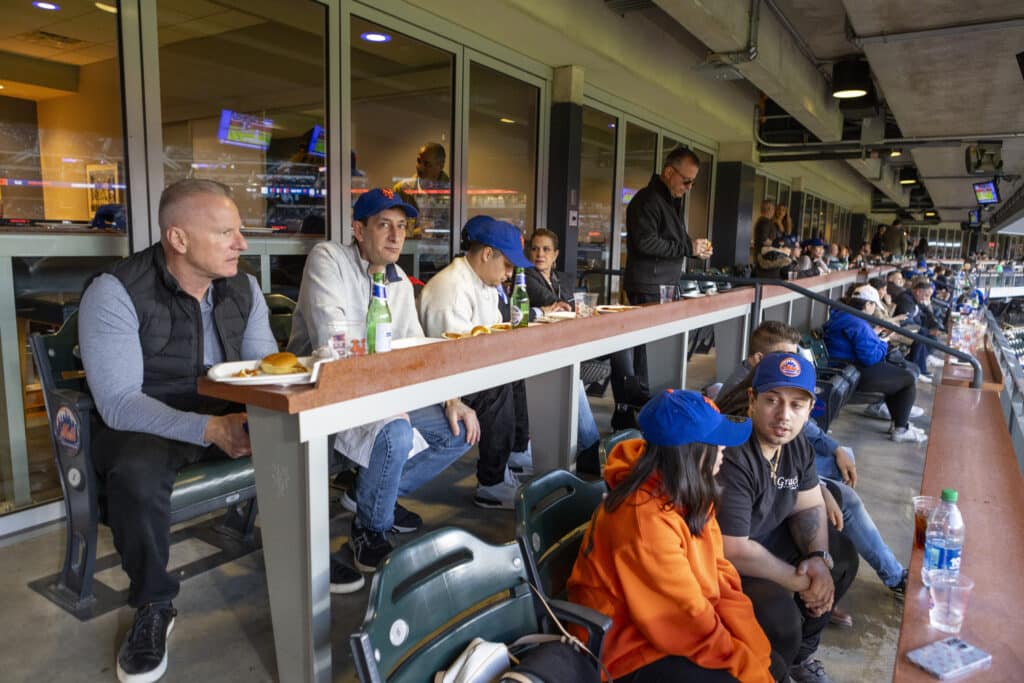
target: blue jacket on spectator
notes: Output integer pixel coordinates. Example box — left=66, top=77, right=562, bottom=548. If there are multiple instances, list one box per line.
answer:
left=823, top=309, right=888, bottom=366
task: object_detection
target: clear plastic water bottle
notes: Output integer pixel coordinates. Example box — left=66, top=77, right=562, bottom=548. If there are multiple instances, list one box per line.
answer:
left=922, top=488, right=965, bottom=587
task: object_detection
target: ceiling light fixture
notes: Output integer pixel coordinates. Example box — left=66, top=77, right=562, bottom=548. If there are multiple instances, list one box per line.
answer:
left=32, top=1, right=60, bottom=9
left=360, top=32, right=391, bottom=43
left=831, top=58, right=870, bottom=99
left=890, top=149, right=902, bottom=158
left=95, top=2, right=117, bottom=13
left=898, top=167, right=918, bottom=185
left=499, top=117, right=515, bottom=124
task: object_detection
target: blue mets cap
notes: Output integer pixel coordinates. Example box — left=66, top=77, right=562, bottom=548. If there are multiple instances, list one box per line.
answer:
left=352, top=187, right=419, bottom=222
left=637, top=389, right=752, bottom=448
left=463, top=215, right=532, bottom=269
left=752, top=352, right=817, bottom=399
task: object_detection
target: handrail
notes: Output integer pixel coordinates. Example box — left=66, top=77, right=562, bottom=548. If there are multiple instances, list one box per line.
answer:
left=677, top=273, right=985, bottom=389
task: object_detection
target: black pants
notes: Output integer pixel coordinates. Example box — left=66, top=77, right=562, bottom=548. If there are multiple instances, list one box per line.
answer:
left=91, top=425, right=228, bottom=608
left=462, top=380, right=528, bottom=486
left=856, top=360, right=917, bottom=428
left=742, top=524, right=859, bottom=665
left=616, top=652, right=790, bottom=683
left=610, top=291, right=659, bottom=408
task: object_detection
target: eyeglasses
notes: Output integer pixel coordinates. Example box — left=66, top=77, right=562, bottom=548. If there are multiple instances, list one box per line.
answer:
left=669, top=165, right=696, bottom=187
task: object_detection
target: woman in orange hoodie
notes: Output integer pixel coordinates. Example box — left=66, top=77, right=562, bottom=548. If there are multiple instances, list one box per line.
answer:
left=568, top=389, right=784, bottom=682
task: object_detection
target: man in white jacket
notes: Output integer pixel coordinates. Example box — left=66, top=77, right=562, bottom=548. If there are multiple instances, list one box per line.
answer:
left=419, top=215, right=535, bottom=509
left=288, top=188, right=477, bottom=590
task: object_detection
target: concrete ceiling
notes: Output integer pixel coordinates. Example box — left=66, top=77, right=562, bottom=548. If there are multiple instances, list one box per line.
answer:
left=766, top=0, right=1024, bottom=227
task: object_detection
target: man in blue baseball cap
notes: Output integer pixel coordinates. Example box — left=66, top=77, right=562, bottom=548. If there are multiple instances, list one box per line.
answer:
left=419, top=215, right=535, bottom=508
left=716, top=352, right=859, bottom=683
left=796, top=238, right=829, bottom=277
left=288, top=187, right=477, bottom=590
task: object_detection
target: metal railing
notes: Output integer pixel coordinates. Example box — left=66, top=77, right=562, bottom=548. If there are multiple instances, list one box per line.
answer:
left=677, top=273, right=984, bottom=389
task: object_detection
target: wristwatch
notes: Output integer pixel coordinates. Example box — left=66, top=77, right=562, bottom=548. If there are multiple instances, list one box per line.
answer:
left=805, top=550, right=834, bottom=570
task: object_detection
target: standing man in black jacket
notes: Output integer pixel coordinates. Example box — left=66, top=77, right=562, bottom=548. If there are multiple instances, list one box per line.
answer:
left=611, top=147, right=713, bottom=428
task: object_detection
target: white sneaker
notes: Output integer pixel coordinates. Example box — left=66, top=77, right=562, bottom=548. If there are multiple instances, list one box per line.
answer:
left=891, top=424, right=928, bottom=443
left=926, top=355, right=946, bottom=370
left=507, top=443, right=534, bottom=477
left=863, top=401, right=890, bottom=420
left=918, top=372, right=933, bottom=384
left=340, top=491, right=357, bottom=513
left=473, top=467, right=520, bottom=509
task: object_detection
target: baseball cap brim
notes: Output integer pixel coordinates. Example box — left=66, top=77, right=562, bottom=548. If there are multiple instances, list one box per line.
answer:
left=500, top=247, right=533, bottom=270
left=702, top=413, right=753, bottom=447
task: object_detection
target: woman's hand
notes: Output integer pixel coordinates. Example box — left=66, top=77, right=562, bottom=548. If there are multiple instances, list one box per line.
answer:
left=542, top=302, right=571, bottom=314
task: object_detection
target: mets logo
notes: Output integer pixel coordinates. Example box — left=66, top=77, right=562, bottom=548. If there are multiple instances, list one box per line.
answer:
left=54, top=406, right=81, bottom=451
left=702, top=395, right=721, bottom=413
left=779, top=357, right=802, bottom=378
left=381, top=188, right=394, bottom=199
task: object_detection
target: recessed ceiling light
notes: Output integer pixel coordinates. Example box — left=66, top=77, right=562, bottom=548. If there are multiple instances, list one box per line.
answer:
left=95, top=2, right=117, bottom=13
left=360, top=32, right=391, bottom=43
left=33, top=1, right=60, bottom=10
left=898, top=167, right=918, bottom=185
left=890, top=149, right=902, bottom=158
left=831, top=58, right=871, bottom=99
left=499, top=117, right=515, bottom=124
left=608, top=123, right=616, bottom=129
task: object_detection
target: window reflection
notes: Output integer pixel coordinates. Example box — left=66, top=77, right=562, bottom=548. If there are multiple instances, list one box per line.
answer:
left=351, top=17, right=453, bottom=279
left=157, top=0, right=327, bottom=235
left=578, top=107, right=616, bottom=297
left=618, top=123, right=657, bottom=275
left=0, top=3, right=125, bottom=232
left=467, top=63, right=538, bottom=233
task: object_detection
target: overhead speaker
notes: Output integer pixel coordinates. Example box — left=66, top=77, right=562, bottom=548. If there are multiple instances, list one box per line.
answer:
left=964, top=142, right=1003, bottom=175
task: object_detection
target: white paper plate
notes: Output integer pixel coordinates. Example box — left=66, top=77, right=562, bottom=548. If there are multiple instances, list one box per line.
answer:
left=596, top=305, right=637, bottom=313
left=207, top=357, right=315, bottom=385
left=391, top=337, right=446, bottom=349
left=546, top=311, right=577, bottom=320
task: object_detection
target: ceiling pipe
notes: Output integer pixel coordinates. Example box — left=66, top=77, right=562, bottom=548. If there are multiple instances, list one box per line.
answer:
left=850, top=17, right=1024, bottom=47
left=702, top=0, right=761, bottom=66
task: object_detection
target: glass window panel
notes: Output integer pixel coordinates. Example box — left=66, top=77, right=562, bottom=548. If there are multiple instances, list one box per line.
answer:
left=779, top=184, right=790, bottom=209
left=578, top=107, right=617, bottom=298
left=352, top=17, right=453, bottom=279
left=0, top=5, right=127, bottom=232
left=687, top=148, right=713, bottom=241
left=618, top=123, right=657, bottom=273
left=467, top=62, right=539, bottom=234
left=158, top=0, right=326, bottom=237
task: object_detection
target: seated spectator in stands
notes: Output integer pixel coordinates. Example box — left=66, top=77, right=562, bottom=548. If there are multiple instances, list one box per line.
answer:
left=796, top=238, right=829, bottom=277
left=885, top=270, right=906, bottom=300
left=717, top=352, right=859, bottom=683
left=826, top=243, right=842, bottom=270
left=568, top=389, right=783, bottom=683
left=79, top=180, right=280, bottom=683
left=851, top=241, right=872, bottom=268
left=419, top=215, right=535, bottom=508
left=524, top=228, right=574, bottom=312
left=838, top=245, right=850, bottom=267
left=822, top=286, right=927, bottom=443
left=757, top=235, right=795, bottom=279
left=870, top=225, right=886, bottom=257
left=715, top=326, right=909, bottom=627
left=891, top=277, right=946, bottom=378
left=287, top=188, right=474, bottom=584
left=523, top=228, right=601, bottom=472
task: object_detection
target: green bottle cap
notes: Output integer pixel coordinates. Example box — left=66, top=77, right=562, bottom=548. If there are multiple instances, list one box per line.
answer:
left=941, top=488, right=958, bottom=503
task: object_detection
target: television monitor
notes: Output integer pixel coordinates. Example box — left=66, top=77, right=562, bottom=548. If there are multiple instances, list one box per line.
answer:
left=307, top=125, right=326, bottom=157
left=217, top=109, right=273, bottom=150
left=972, top=180, right=1000, bottom=205
left=967, top=207, right=981, bottom=227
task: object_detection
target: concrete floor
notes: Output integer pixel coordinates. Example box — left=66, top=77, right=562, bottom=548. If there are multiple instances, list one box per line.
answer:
left=0, top=350, right=930, bottom=682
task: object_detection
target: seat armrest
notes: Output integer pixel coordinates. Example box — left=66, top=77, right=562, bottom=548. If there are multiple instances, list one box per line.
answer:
left=547, top=598, right=611, bottom=656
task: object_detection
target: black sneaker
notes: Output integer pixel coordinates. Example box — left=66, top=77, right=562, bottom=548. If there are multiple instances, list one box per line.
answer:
left=329, top=556, right=365, bottom=594
left=391, top=503, right=423, bottom=534
left=116, top=602, right=176, bottom=683
left=349, top=524, right=394, bottom=573
left=611, top=405, right=638, bottom=431
left=789, top=658, right=834, bottom=683
left=890, top=569, right=908, bottom=600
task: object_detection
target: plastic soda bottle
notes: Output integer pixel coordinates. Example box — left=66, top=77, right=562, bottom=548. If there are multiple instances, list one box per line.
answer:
left=366, top=272, right=393, bottom=353
left=510, top=267, right=530, bottom=328
left=922, top=488, right=965, bottom=587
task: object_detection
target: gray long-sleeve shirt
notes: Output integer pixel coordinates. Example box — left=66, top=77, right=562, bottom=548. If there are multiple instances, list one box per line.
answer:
left=79, top=272, right=278, bottom=446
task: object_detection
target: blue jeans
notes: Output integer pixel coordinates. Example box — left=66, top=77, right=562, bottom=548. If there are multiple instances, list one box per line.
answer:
left=825, top=478, right=905, bottom=587
left=356, top=404, right=470, bottom=533
left=577, top=382, right=600, bottom=451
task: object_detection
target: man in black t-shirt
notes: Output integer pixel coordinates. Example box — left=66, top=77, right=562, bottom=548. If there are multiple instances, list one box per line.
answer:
left=717, top=352, right=859, bottom=683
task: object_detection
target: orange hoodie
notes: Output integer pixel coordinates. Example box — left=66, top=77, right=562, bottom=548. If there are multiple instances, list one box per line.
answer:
left=567, top=440, right=773, bottom=682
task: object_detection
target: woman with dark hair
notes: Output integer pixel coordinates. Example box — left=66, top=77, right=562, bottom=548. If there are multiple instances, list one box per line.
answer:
left=568, top=390, right=783, bottom=683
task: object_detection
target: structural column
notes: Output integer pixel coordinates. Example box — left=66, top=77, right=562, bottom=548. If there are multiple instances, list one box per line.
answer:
left=710, top=161, right=756, bottom=270
left=546, top=65, right=584, bottom=277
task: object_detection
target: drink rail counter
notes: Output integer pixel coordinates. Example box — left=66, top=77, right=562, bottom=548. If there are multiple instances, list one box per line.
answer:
left=893, top=385, right=1024, bottom=682
left=195, top=266, right=873, bottom=683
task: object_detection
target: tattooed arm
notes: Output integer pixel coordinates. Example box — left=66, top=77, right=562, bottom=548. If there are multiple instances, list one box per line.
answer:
left=788, top=487, right=834, bottom=615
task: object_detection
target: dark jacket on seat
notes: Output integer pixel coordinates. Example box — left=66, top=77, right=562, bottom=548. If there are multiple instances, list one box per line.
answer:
left=623, top=173, right=694, bottom=296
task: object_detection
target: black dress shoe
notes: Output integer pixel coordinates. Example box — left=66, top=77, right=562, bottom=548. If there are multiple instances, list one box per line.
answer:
left=611, top=405, right=638, bottom=431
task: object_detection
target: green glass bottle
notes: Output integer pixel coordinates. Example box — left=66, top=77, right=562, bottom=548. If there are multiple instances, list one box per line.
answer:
left=510, top=267, right=530, bottom=328
left=366, top=272, right=393, bottom=353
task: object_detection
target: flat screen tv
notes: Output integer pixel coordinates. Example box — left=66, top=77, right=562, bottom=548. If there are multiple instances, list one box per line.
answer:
left=308, top=125, right=326, bottom=157
left=967, top=207, right=981, bottom=227
left=217, top=109, right=273, bottom=150
left=972, top=180, right=1000, bottom=205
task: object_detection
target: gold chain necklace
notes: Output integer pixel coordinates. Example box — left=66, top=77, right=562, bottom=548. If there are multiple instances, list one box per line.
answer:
left=768, top=448, right=782, bottom=478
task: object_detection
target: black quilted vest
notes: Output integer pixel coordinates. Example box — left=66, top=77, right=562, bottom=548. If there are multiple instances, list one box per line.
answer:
left=108, top=244, right=251, bottom=413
